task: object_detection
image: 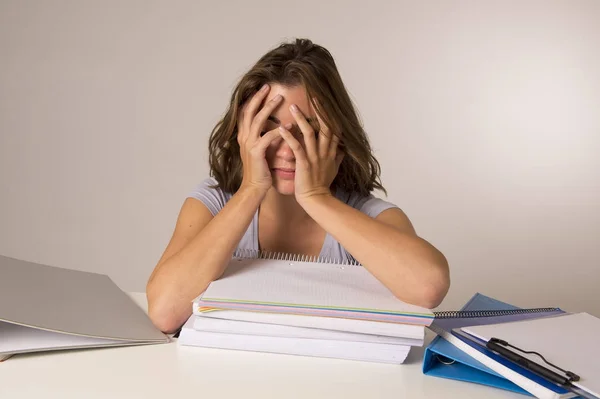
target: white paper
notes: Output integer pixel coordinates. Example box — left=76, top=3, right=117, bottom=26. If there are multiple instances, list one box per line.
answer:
left=0, top=321, right=125, bottom=355
left=462, top=313, right=600, bottom=398
left=193, top=316, right=423, bottom=346
left=202, top=258, right=433, bottom=316
left=195, top=308, right=425, bottom=338
left=179, top=318, right=411, bottom=364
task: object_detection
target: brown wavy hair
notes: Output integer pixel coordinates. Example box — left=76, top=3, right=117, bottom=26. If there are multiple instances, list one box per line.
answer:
left=208, top=38, right=386, bottom=197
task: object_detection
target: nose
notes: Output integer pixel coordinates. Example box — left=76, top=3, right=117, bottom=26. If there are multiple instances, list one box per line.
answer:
left=274, top=123, right=304, bottom=161
left=275, top=136, right=296, bottom=161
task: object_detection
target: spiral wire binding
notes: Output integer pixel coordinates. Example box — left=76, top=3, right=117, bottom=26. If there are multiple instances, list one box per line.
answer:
left=232, top=248, right=361, bottom=266
left=433, top=307, right=561, bottom=319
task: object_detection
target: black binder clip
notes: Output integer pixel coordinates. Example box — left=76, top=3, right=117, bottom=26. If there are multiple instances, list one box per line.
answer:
left=487, top=337, right=580, bottom=386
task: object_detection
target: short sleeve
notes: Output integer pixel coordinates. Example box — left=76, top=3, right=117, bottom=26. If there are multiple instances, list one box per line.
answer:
left=187, top=177, right=232, bottom=217
left=339, top=190, right=399, bottom=218
left=357, top=196, right=399, bottom=218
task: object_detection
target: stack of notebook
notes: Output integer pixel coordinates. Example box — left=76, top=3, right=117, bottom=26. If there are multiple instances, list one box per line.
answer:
left=423, top=293, right=600, bottom=399
left=178, top=250, right=434, bottom=364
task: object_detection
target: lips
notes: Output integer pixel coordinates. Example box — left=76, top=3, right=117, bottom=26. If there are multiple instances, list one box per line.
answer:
left=272, top=168, right=296, bottom=179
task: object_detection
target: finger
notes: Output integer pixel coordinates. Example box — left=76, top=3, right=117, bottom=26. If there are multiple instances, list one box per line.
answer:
left=253, top=127, right=283, bottom=153
left=311, top=99, right=332, bottom=158
left=250, top=94, right=283, bottom=139
left=289, top=104, right=317, bottom=161
left=245, top=84, right=271, bottom=123
left=329, top=132, right=341, bottom=158
left=239, top=84, right=271, bottom=142
left=278, top=126, right=308, bottom=165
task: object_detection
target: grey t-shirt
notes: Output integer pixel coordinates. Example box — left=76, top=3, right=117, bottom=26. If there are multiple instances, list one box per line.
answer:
left=188, top=177, right=398, bottom=264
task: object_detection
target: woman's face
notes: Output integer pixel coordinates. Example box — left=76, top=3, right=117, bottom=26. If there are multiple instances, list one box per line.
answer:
left=261, top=83, right=318, bottom=196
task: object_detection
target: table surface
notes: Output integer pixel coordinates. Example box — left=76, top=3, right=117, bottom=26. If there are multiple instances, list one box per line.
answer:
left=0, top=292, right=525, bottom=399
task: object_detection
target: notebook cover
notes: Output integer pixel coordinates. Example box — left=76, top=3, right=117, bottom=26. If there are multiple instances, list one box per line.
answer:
left=0, top=255, right=168, bottom=342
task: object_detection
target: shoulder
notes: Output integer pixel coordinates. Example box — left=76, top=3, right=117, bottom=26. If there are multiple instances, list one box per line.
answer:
left=335, top=188, right=399, bottom=218
left=187, top=177, right=233, bottom=216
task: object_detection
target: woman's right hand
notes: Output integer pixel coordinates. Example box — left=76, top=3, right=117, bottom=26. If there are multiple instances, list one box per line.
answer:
left=237, top=84, right=284, bottom=192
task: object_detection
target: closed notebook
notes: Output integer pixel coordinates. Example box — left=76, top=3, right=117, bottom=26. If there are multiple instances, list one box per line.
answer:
left=192, top=315, right=423, bottom=346
left=195, top=249, right=434, bottom=326
left=423, top=293, right=577, bottom=399
left=178, top=316, right=412, bottom=364
left=194, top=307, right=426, bottom=339
left=0, top=255, right=169, bottom=361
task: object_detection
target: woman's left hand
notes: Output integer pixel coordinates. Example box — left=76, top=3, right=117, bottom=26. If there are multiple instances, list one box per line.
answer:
left=278, top=102, right=344, bottom=205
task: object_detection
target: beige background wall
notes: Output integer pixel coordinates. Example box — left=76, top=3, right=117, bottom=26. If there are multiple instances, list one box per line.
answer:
left=1, top=0, right=598, bottom=315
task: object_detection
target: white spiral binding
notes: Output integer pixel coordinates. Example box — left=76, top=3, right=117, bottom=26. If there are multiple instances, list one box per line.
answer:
left=232, top=248, right=360, bottom=266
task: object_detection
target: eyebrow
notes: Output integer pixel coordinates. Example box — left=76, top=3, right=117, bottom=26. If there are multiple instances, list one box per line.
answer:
left=268, top=115, right=317, bottom=124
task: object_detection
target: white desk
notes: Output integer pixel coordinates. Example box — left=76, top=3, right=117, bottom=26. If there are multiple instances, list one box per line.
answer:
left=0, top=293, right=524, bottom=399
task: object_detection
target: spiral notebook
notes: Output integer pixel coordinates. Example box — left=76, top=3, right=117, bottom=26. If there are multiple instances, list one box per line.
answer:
left=183, top=249, right=429, bottom=363
left=194, top=249, right=435, bottom=330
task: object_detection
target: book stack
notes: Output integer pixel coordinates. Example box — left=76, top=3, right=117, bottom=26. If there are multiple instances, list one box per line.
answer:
left=178, top=250, right=435, bottom=364
left=422, top=293, right=600, bottom=399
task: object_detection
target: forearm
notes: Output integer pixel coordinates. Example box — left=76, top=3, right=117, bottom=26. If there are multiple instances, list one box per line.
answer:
left=302, top=195, right=449, bottom=308
left=147, top=185, right=265, bottom=331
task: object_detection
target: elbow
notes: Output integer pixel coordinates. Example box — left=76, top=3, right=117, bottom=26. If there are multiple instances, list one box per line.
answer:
left=148, top=306, right=186, bottom=335
left=148, top=312, right=183, bottom=334
left=390, top=259, right=450, bottom=309
left=419, top=262, right=451, bottom=309
left=394, top=280, right=449, bottom=309
left=146, top=284, right=189, bottom=334
left=419, top=280, right=450, bottom=309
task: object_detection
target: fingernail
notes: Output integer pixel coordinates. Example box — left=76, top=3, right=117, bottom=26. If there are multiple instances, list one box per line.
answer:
left=273, top=94, right=282, bottom=101
left=290, top=104, right=298, bottom=112
left=284, top=123, right=293, bottom=129
left=278, top=126, right=286, bottom=132
left=261, top=84, right=269, bottom=91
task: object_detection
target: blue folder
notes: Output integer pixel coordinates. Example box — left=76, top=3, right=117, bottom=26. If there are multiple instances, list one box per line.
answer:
left=423, top=334, right=530, bottom=395
left=422, top=293, right=569, bottom=396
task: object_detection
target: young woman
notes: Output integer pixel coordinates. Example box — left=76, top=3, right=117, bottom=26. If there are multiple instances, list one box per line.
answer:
left=146, top=38, right=450, bottom=333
